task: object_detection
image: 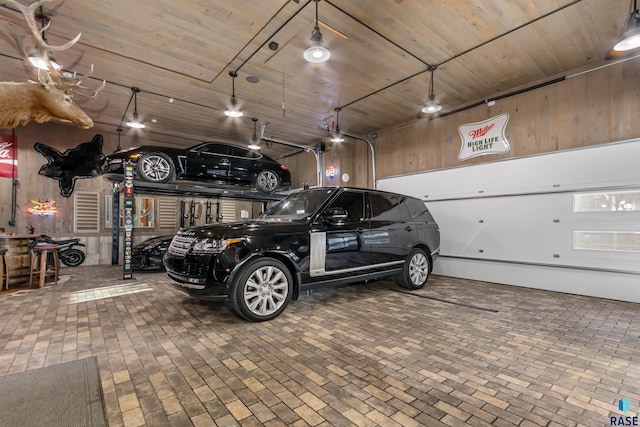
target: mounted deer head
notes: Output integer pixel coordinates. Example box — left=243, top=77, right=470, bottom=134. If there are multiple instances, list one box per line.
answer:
left=0, top=0, right=104, bottom=129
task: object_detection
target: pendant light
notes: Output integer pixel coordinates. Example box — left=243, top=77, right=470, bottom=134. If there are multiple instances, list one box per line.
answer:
left=28, top=6, right=62, bottom=70
left=224, top=71, right=243, bottom=117
left=126, top=87, right=145, bottom=129
left=613, top=0, right=640, bottom=51
left=248, top=118, right=261, bottom=150
left=330, top=108, right=344, bottom=142
left=303, top=0, right=330, bottom=63
left=421, top=65, right=442, bottom=114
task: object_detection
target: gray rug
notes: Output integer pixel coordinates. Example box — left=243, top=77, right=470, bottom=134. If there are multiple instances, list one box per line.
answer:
left=0, top=357, right=107, bottom=427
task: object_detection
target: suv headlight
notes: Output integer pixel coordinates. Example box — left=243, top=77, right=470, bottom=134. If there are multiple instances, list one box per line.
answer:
left=191, top=238, right=242, bottom=254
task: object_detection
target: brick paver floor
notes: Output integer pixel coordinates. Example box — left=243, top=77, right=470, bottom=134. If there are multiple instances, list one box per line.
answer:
left=1, top=265, right=638, bottom=426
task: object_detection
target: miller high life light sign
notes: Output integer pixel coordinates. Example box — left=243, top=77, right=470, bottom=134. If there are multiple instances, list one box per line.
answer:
left=0, top=134, right=17, bottom=178
left=458, top=113, right=510, bottom=161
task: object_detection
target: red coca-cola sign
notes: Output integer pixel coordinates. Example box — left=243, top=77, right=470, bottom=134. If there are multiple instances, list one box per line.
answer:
left=0, top=134, right=18, bottom=178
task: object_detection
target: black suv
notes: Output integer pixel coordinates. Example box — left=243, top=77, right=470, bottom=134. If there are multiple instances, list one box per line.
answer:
left=164, top=187, right=440, bottom=321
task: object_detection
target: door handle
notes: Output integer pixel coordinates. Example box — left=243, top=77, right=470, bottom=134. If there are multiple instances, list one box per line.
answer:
left=405, top=226, right=413, bottom=232
left=356, top=227, right=366, bottom=234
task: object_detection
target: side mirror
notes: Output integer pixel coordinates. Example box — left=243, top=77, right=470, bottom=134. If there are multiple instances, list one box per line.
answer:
left=320, top=207, right=349, bottom=223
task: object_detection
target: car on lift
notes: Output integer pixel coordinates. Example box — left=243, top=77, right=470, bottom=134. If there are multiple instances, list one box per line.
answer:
left=131, top=235, right=173, bottom=271
left=102, top=142, right=291, bottom=193
left=164, top=186, right=440, bottom=322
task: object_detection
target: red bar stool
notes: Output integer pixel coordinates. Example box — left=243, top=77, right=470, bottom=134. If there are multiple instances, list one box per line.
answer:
left=0, top=248, right=7, bottom=290
left=30, top=244, right=60, bottom=288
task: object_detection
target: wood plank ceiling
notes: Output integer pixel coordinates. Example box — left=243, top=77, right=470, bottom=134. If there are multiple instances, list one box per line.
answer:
left=0, top=0, right=634, bottom=159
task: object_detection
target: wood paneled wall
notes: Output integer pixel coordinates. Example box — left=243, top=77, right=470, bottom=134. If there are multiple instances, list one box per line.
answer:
left=0, top=124, right=110, bottom=237
left=285, top=57, right=640, bottom=186
left=0, top=125, right=259, bottom=236
left=283, top=136, right=374, bottom=189
left=1, top=57, right=638, bottom=256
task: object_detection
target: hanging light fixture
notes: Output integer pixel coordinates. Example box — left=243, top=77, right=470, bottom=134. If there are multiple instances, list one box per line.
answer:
left=303, top=0, right=330, bottom=63
left=126, top=87, right=145, bottom=129
left=421, top=65, right=442, bottom=114
left=224, top=71, right=243, bottom=117
left=613, top=0, right=640, bottom=52
left=248, top=118, right=261, bottom=150
left=28, top=6, right=62, bottom=70
left=331, top=108, right=344, bottom=142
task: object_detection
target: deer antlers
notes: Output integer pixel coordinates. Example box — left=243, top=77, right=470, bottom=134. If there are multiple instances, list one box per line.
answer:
left=0, top=0, right=105, bottom=97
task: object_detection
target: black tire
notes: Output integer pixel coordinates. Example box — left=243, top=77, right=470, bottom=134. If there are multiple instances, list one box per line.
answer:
left=229, top=257, right=293, bottom=322
left=396, top=247, right=431, bottom=290
left=61, top=249, right=86, bottom=267
left=137, top=153, right=175, bottom=183
left=256, top=170, right=280, bottom=193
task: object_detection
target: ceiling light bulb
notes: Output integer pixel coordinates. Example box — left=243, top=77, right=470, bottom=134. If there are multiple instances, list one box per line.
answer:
left=225, top=109, right=243, bottom=118
left=422, top=100, right=442, bottom=114
left=126, top=112, right=145, bottom=128
left=304, top=44, right=330, bottom=63
left=422, top=93, right=441, bottom=114
left=127, top=120, right=145, bottom=129
left=303, top=1, right=330, bottom=63
left=224, top=93, right=243, bottom=117
left=614, top=10, right=640, bottom=51
left=614, top=27, right=640, bottom=51
left=225, top=72, right=243, bottom=117
left=331, top=134, right=344, bottom=143
left=421, top=66, right=442, bottom=114
left=248, top=143, right=261, bottom=150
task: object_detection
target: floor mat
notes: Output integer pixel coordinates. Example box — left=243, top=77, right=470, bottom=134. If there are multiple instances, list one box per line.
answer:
left=0, top=357, right=107, bottom=427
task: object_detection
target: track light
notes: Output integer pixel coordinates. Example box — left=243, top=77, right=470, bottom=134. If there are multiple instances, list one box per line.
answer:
left=421, top=66, right=442, bottom=114
left=303, top=0, right=330, bottom=63
left=613, top=0, right=640, bottom=51
left=224, top=71, right=243, bottom=117
left=330, top=108, right=344, bottom=142
left=28, top=6, right=62, bottom=70
left=126, top=87, right=145, bottom=129
left=248, top=118, right=261, bottom=150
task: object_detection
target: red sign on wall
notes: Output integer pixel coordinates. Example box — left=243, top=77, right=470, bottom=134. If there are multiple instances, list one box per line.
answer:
left=0, top=134, right=17, bottom=178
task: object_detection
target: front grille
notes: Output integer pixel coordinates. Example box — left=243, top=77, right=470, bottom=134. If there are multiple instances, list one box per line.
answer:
left=185, top=263, right=209, bottom=276
left=168, top=235, right=197, bottom=257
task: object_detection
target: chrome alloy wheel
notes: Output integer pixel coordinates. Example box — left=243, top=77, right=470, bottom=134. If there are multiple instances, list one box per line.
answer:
left=256, top=170, right=279, bottom=193
left=140, top=154, right=172, bottom=182
left=408, top=251, right=429, bottom=286
left=243, top=265, right=290, bottom=316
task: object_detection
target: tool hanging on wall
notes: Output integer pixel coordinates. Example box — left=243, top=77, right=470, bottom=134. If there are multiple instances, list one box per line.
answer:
left=205, top=200, right=213, bottom=224
left=9, top=128, right=17, bottom=227
left=189, top=199, right=197, bottom=227
left=179, top=199, right=186, bottom=228
left=216, top=199, right=223, bottom=222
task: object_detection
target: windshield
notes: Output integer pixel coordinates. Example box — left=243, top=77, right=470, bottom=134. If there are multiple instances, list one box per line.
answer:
left=261, top=189, right=335, bottom=220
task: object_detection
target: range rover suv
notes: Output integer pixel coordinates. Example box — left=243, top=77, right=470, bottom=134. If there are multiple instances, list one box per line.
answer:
left=164, top=187, right=440, bottom=321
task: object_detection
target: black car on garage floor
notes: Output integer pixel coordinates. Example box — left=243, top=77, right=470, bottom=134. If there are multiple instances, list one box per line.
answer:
left=102, top=142, right=291, bottom=193
left=132, top=235, right=173, bottom=271
left=164, top=187, right=440, bottom=322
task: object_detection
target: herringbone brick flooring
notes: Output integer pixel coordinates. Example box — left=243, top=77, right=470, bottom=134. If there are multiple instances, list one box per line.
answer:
left=1, top=265, right=639, bottom=426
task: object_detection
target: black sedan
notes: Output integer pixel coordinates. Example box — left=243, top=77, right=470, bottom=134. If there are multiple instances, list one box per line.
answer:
left=132, top=235, right=173, bottom=271
left=102, top=142, right=291, bottom=193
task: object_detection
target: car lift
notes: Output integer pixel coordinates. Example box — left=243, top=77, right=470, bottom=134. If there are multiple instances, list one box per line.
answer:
left=110, top=177, right=289, bottom=278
